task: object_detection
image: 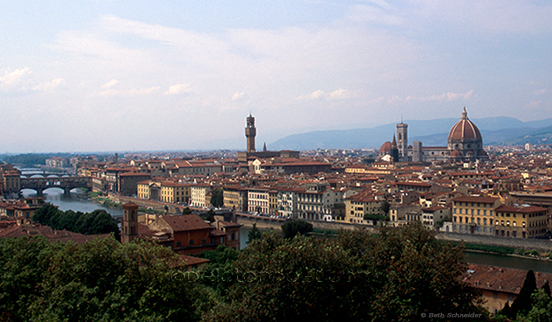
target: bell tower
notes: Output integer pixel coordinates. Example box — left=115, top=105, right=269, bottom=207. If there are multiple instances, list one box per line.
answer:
left=122, top=202, right=139, bottom=243
left=245, top=114, right=256, bottom=153
left=396, top=121, right=408, bottom=161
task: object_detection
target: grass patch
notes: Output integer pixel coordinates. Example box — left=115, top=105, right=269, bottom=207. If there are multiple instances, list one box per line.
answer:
left=311, top=228, right=340, bottom=238
left=462, top=242, right=517, bottom=255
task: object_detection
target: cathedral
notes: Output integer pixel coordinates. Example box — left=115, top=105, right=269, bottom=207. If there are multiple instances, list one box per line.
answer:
left=380, top=107, right=488, bottom=163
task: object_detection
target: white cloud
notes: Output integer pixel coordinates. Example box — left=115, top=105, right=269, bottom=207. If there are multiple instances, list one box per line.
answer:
left=533, top=88, right=548, bottom=96
left=33, top=78, right=66, bottom=92
left=298, top=89, right=355, bottom=100
left=93, top=86, right=160, bottom=97
left=165, top=84, right=191, bottom=96
left=0, top=67, right=33, bottom=89
left=231, top=91, right=246, bottom=100
left=102, top=79, right=120, bottom=89
left=387, top=90, right=474, bottom=104
left=524, top=100, right=541, bottom=109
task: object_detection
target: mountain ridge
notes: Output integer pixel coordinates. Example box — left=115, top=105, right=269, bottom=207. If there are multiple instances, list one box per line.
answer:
left=269, top=117, right=552, bottom=150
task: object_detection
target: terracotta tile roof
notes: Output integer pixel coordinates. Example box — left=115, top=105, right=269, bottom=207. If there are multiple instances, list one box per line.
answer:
left=465, top=264, right=552, bottom=295
left=495, top=204, right=548, bottom=214
left=179, top=254, right=210, bottom=266
left=452, top=196, right=499, bottom=204
left=161, top=214, right=212, bottom=232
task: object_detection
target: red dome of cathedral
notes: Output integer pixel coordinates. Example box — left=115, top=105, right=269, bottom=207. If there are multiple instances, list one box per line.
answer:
left=450, top=149, right=462, bottom=158
left=448, top=107, right=482, bottom=142
left=380, top=141, right=392, bottom=153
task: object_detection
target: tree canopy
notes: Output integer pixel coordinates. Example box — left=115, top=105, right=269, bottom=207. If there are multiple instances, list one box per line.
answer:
left=0, top=221, right=491, bottom=321
left=33, top=205, right=120, bottom=240
left=205, top=222, right=487, bottom=322
left=0, top=236, right=208, bottom=321
left=281, top=220, right=313, bottom=239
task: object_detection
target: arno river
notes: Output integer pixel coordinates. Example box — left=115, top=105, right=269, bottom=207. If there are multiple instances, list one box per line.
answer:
left=22, top=188, right=552, bottom=274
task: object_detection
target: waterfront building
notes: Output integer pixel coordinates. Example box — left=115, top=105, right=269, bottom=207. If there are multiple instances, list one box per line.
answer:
left=190, top=184, right=213, bottom=208
left=223, top=186, right=248, bottom=212
left=452, top=196, right=501, bottom=235
left=344, top=193, right=385, bottom=224
left=119, top=172, right=151, bottom=196
left=421, top=206, right=451, bottom=230
left=295, top=183, right=327, bottom=221
left=494, top=204, right=548, bottom=238
left=247, top=187, right=270, bottom=215
left=277, top=188, right=297, bottom=218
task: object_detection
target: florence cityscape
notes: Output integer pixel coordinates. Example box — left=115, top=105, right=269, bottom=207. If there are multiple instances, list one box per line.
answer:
left=2, top=1, right=552, bottom=321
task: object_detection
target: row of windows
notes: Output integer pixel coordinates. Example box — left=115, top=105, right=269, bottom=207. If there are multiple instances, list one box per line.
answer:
left=454, top=202, right=492, bottom=207
left=454, top=208, right=493, bottom=216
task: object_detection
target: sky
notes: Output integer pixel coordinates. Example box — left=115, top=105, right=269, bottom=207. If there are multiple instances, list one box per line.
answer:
left=1, top=0, right=552, bottom=153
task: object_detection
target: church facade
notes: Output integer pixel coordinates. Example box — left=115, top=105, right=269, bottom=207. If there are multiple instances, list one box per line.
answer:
left=380, top=107, right=488, bottom=163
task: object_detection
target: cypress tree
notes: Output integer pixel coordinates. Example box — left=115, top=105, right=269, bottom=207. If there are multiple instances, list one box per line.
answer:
left=510, top=269, right=537, bottom=318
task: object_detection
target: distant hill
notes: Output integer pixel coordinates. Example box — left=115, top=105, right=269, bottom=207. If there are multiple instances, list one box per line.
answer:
left=269, top=117, right=552, bottom=150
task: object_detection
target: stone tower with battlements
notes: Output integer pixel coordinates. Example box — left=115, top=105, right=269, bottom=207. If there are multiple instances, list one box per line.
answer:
left=245, top=114, right=256, bottom=153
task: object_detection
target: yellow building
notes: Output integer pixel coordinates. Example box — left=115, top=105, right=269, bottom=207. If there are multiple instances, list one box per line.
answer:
left=160, top=182, right=191, bottom=204
left=344, top=194, right=384, bottom=224
left=269, top=190, right=278, bottom=216
left=137, top=180, right=191, bottom=204
left=223, top=186, right=247, bottom=212
left=452, top=196, right=501, bottom=235
left=494, top=204, right=548, bottom=238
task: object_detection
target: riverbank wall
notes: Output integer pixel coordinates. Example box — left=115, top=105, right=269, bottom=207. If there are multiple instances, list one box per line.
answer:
left=436, top=232, right=552, bottom=252
left=106, top=193, right=183, bottom=213
left=236, top=216, right=376, bottom=233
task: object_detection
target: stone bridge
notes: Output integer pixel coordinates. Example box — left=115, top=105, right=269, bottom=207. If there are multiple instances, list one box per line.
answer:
left=20, top=176, right=92, bottom=194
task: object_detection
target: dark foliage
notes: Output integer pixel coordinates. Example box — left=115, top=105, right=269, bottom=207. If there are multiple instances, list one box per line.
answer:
left=210, top=189, right=224, bottom=208
left=281, top=220, right=313, bottom=239
left=246, top=223, right=262, bottom=245
left=205, top=222, right=487, bottom=322
left=0, top=236, right=209, bottom=321
left=33, top=205, right=120, bottom=240
left=508, top=270, right=537, bottom=318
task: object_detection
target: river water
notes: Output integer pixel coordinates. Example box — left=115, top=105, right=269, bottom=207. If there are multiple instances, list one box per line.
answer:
left=21, top=188, right=123, bottom=217
left=22, top=189, right=552, bottom=273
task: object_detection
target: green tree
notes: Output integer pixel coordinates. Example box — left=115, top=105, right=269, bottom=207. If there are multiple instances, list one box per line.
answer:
left=380, top=200, right=390, bottom=215
left=281, top=220, right=313, bottom=239
left=32, top=204, right=61, bottom=225
left=246, top=223, right=262, bottom=245
left=508, top=270, right=537, bottom=319
left=201, top=209, right=215, bottom=223
left=339, top=222, right=487, bottom=321
left=515, top=288, right=552, bottom=322
left=0, top=236, right=210, bottom=321
left=204, top=233, right=367, bottom=322
left=197, top=245, right=239, bottom=296
left=210, top=189, right=224, bottom=208
left=205, top=222, right=487, bottom=322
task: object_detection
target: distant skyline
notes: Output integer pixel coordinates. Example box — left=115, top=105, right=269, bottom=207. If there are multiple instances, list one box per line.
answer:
left=2, top=1, right=552, bottom=153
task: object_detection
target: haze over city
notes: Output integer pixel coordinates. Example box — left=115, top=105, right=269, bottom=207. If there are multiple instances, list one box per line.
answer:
left=2, top=0, right=552, bottom=153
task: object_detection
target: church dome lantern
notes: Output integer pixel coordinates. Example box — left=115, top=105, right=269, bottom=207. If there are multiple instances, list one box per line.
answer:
left=447, top=107, right=487, bottom=162
left=448, top=107, right=482, bottom=142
